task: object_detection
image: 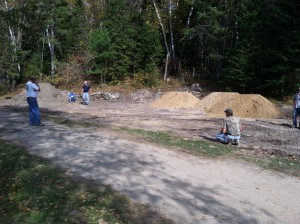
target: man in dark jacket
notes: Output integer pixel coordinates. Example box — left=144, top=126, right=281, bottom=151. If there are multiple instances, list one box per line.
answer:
left=81, top=81, right=91, bottom=105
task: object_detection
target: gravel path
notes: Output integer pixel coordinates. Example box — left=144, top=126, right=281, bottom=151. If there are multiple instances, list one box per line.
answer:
left=0, top=104, right=300, bottom=224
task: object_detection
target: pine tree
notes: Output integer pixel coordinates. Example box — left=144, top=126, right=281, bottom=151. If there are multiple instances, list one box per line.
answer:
left=223, top=0, right=263, bottom=93
left=88, top=0, right=162, bottom=83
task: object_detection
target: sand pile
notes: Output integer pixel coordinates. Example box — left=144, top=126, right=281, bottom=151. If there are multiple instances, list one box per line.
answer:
left=196, top=92, right=282, bottom=118
left=14, top=83, right=68, bottom=106
left=151, top=91, right=282, bottom=118
left=151, top=92, right=200, bottom=109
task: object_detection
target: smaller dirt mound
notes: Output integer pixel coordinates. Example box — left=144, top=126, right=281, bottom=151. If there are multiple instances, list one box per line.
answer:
left=195, top=92, right=282, bottom=118
left=129, top=89, right=153, bottom=102
left=150, top=92, right=199, bottom=109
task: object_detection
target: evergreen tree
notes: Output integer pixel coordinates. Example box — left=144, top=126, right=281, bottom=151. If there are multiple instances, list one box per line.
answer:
left=223, top=0, right=263, bottom=93
left=89, top=28, right=112, bottom=84
left=224, top=0, right=300, bottom=96
left=0, top=0, right=85, bottom=79
left=179, top=0, right=237, bottom=80
left=88, top=0, right=162, bottom=83
left=260, top=0, right=300, bottom=96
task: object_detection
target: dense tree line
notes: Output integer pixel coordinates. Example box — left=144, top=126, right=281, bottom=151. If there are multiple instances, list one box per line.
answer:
left=0, top=0, right=299, bottom=96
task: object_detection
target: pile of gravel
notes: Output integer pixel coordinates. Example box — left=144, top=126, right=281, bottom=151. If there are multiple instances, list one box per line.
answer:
left=13, top=83, right=68, bottom=106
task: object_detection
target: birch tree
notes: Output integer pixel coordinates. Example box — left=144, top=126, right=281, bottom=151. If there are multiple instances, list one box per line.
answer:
left=45, top=24, right=56, bottom=75
left=186, top=0, right=195, bottom=28
left=2, top=0, right=24, bottom=78
left=35, top=0, right=84, bottom=75
left=153, top=0, right=170, bottom=81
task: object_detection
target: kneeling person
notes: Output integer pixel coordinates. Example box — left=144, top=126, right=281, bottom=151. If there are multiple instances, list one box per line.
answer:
left=68, top=91, right=76, bottom=103
left=216, top=108, right=242, bottom=145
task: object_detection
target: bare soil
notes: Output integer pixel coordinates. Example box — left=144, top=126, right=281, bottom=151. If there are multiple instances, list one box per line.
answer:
left=1, top=83, right=300, bottom=224
left=20, top=84, right=298, bottom=159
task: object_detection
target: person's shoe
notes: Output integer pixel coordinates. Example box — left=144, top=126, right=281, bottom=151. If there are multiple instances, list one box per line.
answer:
left=36, top=123, right=45, bottom=126
left=225, top=139, right=232, bottom=144
left=232, top=139, right=239, bottom=145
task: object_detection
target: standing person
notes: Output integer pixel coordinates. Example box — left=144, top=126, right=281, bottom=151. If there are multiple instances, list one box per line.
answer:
left=81, top=80, right=91, bottom=105
left=216, top=108, right=242, bottom=145
left=25, top=77, right=44, bottom=126
left=292, top=87, right=300, bottom=129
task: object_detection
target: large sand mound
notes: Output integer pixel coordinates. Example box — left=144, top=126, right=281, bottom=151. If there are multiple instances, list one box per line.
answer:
left=151, top=91, right=282, bottom=118
left=13, top=83, right=68, bottom=106
left=196, top=92, right=281, bottom=118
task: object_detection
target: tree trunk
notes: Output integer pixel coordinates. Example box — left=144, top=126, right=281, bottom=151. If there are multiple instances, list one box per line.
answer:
left=186, top=0, right=195, bottom=28
left=169, top=0, right=176, bottom=74
left=4, top=0, right=22, bottom=77
left=153, top=0, right=170, bottom=81
left=45, top=25, right=56, bottom=75
left=164, top=53, right=170, bottom=82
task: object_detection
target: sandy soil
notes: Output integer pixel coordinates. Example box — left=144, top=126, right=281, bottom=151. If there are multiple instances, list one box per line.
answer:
left=1, top=86, right=300, bottom=224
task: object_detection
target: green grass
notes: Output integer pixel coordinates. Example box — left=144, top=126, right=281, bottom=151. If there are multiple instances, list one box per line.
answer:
left=44, top=117, right=235, bottom=158
left=46, top=115, right=96, bottom=128
left=119, top=127, right=300, bottom=176
left=242, top=155, right=300, bottom=176
left=119, top=127, right=235, bottom=157
left=0, top=141, right=171, bottom=224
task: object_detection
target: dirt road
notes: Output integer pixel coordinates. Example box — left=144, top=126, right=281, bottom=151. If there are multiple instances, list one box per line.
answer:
left=1, top=100, right=300, bottom=224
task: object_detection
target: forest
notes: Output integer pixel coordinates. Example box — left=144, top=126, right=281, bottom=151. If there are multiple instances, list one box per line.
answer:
left=0, top=0, right=299, bottom=97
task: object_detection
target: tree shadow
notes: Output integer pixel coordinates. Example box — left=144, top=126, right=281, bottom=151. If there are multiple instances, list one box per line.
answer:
left=0, top=105, right=285, bottom=224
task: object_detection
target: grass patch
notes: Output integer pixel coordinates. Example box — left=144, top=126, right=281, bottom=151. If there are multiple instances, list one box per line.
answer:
left=242, top=155, right=300, bottom=176
left=119, top=127, right=235, bottom=157
left=120, top=127, right=300, bottom=176
left=46, top=115, right=96, bottom=128
left=0, top=141, right=171, bottom=224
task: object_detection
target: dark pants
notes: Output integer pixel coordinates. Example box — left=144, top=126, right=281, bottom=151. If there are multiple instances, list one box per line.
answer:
left=27, top=97, right=41, bottom=125
left=293, top=108, right=300, bottom=128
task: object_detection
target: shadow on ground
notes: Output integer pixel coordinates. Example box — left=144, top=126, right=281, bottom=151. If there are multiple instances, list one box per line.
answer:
left=0, top=105, right=281, bottom=223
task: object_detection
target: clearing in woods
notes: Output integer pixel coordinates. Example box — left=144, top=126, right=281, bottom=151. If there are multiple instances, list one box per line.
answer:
left=0, top=83, right=299, bottom=224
